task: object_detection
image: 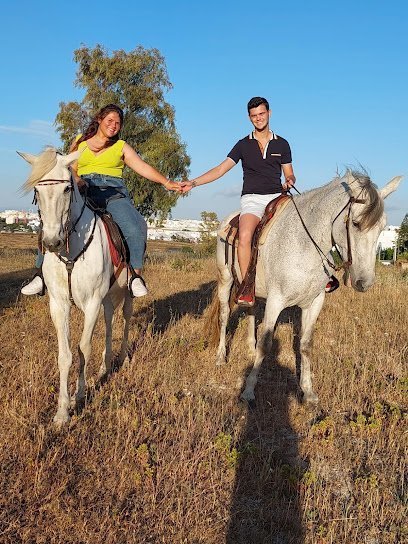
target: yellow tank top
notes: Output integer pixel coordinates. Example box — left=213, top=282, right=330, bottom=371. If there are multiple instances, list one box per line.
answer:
left=77, top=138, right=126, bottom=178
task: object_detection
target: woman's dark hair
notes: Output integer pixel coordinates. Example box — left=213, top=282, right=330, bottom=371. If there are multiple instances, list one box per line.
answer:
left=72, top=104, right=124, bottom=150
left=247, top=96, right=269, bottom=113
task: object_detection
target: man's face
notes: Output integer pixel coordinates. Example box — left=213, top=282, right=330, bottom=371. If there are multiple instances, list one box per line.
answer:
left=248, top=104, right=270, bottom=132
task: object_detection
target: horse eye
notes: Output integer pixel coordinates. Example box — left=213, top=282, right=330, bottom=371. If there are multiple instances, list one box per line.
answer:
left=64, top=186, right=71, bottom=193
left=352, top=221, right=360, bottom=229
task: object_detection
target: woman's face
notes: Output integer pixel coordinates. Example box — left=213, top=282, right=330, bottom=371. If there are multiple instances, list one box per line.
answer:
left=98, top=111, right=122, bottom=138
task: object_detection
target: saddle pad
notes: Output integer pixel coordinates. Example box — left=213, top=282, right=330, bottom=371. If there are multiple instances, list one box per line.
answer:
left=102, top=221, right=122, bottom=267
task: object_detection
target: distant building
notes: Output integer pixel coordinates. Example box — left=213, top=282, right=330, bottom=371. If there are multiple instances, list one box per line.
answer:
left=376, top=225, right=399, bottom=250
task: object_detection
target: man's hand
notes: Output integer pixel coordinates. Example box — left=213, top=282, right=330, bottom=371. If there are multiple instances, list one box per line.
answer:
left=282, top=175, right=296, bottom=191
left=180, top=181, right=194, bottom=193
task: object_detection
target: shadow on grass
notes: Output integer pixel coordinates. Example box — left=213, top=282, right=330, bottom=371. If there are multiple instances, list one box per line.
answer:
left=226, top=334, right=306, bottom=544
left=0, top=266, right=36, bottom=314
left=134, top=280, right=217, bottom=334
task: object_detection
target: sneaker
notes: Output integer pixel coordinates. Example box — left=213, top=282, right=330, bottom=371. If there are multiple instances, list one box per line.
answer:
left=236, top=293, right=255, bottom=307
left=130, top=276, right=148, bottom=298
left=21, top=275, right=45, bottom=296
left=325, top=275, right=339, bottom=293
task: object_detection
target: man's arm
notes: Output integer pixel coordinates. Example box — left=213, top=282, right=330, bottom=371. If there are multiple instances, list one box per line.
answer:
left=181, top=158, right=236, bottom=193
left=282, top=163, right=296, bottom=191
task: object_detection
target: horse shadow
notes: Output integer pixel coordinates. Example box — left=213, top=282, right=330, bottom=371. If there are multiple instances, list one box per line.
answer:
left=132, top=280, right=217, bottom=335
left=226, top=321, right=306, bottom=543
left=228, top=303, right=304, bottom=383
left=0, top=265, right=36, bottom=314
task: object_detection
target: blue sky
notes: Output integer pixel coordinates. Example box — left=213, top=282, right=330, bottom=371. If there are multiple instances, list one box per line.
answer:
left=1, top=0, right=406, bottom=225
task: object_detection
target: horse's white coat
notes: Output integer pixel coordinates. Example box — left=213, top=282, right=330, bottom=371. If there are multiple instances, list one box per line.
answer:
left=19, top=149, right=132, bottom=425
left=213, top=172, right=402, bottom=404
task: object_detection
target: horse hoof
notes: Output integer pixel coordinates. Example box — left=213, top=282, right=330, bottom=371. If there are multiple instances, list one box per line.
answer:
left=215, top=355, right=227, bottom=366
left=53, top=412, right=70, bottom=427
left=240, top=392, right=256, bottom=409
left=303, top=392, right=319, bottom=405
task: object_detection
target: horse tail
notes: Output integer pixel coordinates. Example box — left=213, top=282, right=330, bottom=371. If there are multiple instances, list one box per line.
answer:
left=206, top=271, right=236, bottom=348
left=206, top=284, right=221, bottom=348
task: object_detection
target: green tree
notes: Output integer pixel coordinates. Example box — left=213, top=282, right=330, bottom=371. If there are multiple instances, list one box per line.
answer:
left=397, top=213, right=408, bottom=258
left=199, top=211, right=219, bottom=254
left=55, top=44, right=190, bottom=220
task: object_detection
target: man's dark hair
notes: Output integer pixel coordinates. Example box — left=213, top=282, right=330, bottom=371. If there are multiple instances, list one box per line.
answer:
left=247, top=97, right=269, bottom=113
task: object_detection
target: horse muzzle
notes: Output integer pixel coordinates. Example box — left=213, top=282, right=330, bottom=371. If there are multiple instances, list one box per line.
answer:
left=350, top=274, right=375, bottom=293
left=42, top=234, right=65, bottom=253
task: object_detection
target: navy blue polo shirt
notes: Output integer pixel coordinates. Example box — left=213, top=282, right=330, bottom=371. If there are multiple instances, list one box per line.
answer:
left=227, top=131, right=292, bottom=195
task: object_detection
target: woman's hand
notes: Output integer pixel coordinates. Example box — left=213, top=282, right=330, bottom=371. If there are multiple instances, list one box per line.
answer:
left=164, top=180, right=183, bottom=193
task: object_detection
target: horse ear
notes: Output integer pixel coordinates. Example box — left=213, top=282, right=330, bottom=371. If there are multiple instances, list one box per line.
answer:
left=379, top=176, right=403, bottom=199
left=17, top=151, right=37, bottom=164
left=62, top=150, right=81, bottom=166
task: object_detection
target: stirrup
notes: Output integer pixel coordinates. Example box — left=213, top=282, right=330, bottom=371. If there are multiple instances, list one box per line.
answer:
left=129, top=272, right=148, bottom=298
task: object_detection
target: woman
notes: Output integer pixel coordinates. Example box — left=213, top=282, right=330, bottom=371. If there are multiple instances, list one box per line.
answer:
left=21, top=104, right=181, bottom=297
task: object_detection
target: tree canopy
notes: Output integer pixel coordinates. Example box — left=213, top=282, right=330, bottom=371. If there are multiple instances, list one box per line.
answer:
left=397, top=213, right=408, bottom=254
left=55, top=44, right=190, bottom=219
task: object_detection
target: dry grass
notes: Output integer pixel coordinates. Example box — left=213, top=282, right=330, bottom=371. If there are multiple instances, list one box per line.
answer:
left=0, top=235, right=406, bottom=544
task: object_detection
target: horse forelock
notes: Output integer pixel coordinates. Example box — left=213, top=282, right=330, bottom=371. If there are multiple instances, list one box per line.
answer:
left=21, top=147, right=59, bottom=193
left=347, top=170, right=384, bottom=230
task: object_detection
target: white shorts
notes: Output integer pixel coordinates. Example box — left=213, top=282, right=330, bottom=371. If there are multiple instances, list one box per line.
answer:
left=240, top=193, right=281, bottom=219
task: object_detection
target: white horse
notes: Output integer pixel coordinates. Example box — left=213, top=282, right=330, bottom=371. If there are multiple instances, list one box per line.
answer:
left=209, top=171, right=402, bottom=405
left=19, top=147, right=132, bottom=426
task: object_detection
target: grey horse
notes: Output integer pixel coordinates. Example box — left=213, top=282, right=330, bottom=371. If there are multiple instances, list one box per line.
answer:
left=209, top=170, right=402, bottom=404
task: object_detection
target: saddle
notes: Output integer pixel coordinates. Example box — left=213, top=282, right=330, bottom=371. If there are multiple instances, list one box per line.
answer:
left=219, top=194, right=290, bottom=303
left=84, top=193, right=129, bottom=268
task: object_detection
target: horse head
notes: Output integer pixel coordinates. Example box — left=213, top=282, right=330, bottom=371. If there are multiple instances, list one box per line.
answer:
left=332, top=171, right=402, bottom=292
left=18, top=148, right=80, bottom=253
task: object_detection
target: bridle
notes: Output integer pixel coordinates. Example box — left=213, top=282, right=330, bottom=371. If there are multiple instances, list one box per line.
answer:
left=34, top=177, right=97, bottom=302
left=288, top=187, right=366, bottom=274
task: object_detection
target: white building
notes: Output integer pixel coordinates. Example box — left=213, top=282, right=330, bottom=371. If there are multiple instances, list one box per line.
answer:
left=376, top=225, right=399, bottom=250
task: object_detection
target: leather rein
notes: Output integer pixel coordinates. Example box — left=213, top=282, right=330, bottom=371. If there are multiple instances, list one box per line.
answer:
left=288, top=187, right=366, bottom=273
left=34, top=178, right=97, bottom=302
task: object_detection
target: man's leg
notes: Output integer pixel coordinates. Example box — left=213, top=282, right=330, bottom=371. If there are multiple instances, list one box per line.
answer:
left=237, top=213, right=260, bottom=280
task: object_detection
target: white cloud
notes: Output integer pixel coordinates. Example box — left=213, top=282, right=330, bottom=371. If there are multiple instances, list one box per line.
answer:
left=214, top=184, right=241, bottom=198
left=0, top=120, right=56, bottom=137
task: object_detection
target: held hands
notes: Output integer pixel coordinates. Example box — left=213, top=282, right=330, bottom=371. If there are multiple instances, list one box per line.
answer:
left=164, top=180, right=184, bottom=193
left=179, top=181, right=194, bottom=194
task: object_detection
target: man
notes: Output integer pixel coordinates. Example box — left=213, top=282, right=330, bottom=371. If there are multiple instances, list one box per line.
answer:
left=181, top=96, right=296, bottom=305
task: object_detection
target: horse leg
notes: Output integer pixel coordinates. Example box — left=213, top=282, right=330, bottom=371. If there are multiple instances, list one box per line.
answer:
left=98, top=297, right=114, bottom=380
left=247, top=306, right=256, bottom=357
left=76, top=300, right=101, bottom=406
left=119, top=293, right=132, bottom=363
left=49, top=296, right=72, bottom=425
left=241, top=296, right=282, bottom=404
left=215, top=268, right=233, bottom=366
left=299, top=292, right=325, bottom=404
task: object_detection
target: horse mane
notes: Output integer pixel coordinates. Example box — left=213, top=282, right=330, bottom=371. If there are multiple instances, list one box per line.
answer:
left=21, top=147, right=58, bottom=193
left=347, top=169, right=384, bottom=231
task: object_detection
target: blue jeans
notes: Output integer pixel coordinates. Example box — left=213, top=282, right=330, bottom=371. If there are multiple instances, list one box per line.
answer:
left=35, top=174, right=147, bottom=270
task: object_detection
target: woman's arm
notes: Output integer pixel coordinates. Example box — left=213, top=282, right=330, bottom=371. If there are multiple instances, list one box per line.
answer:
left=122, top=143, right=181, bottom=192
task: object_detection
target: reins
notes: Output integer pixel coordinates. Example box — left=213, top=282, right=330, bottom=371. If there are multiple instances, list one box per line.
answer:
left=35, top=178, right=97, bottom=302
left=287, top=185, right=366, bottom=273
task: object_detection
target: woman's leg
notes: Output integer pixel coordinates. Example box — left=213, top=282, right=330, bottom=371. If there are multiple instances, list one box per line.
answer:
left=105, top=195, right=148, bottom=297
